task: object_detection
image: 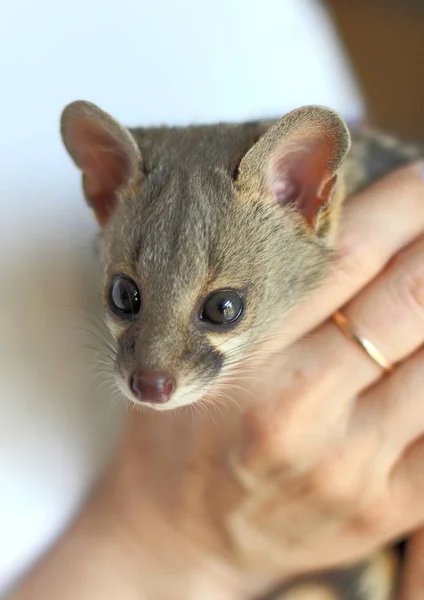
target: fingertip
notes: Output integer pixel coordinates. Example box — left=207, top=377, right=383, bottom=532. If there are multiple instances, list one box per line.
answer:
left=349, top=159, right=424, bottom=204
left=392, top=159, right=424, bottom=183
left=386, top=159, right=424, bottom=189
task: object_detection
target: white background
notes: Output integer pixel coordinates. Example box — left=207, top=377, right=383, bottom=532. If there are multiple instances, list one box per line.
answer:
left=0, top=0, right=362, bottom=596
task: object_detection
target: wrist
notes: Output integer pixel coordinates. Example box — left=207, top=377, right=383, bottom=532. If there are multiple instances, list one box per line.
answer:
left=10, top=429, right=249, bottom=600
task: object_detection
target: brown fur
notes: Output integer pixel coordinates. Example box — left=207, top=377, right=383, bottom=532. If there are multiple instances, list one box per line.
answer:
left=258, top=548, right=400, bottom=600
left=60, top=101, right=423, bottom=598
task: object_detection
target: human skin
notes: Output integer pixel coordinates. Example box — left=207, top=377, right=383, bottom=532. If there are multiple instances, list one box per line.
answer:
left=8, top=162, right=424, bottom=600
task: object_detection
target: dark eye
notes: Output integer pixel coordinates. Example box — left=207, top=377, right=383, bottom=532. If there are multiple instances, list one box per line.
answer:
left=200, top=289, right=243, bottom=327
left=109, top=276, right=141, bottom=318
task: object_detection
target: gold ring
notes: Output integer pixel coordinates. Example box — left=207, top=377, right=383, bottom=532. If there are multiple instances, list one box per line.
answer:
left=333, top=311, right=394, bottom=373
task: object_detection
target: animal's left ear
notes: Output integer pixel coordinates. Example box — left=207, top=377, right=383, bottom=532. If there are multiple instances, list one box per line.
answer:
left=236, top=106, right=351, bottom=233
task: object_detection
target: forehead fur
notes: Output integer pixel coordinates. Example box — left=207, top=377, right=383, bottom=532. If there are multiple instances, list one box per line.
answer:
left=102, top=121, right=273, bottom=280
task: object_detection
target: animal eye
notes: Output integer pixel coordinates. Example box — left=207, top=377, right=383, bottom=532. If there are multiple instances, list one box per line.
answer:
left=109, top=276, right=141, bottom=318
left=200, top=289, right=243, bottom=327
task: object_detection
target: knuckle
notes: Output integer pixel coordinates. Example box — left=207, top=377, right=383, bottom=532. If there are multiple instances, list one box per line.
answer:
left=352, top=501, right=392, bottom=535
left=243, top=381, right=318, bottom=468
left=241, top=407, right=301, bottom=470
left=307, top=462, right=360, bottom=508
left=242, top=369, right=343, bottom=474
left=272, top=430, right=307, bottom=468
left=393, top=264, right=424, bottom=320
left=332, top=233, right=382, bottom=288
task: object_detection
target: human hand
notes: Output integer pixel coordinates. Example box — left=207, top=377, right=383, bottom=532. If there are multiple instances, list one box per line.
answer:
left=11, top=162, right=424, bottom=600
left=115, top=161, right=424, bottom=597
left=219, top=160, right=424, bottom=591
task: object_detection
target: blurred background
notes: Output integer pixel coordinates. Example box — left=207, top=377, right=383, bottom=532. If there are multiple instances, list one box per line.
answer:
left=327, top=0, right=424, bottom=141
left=0, top=0, right=422, bottom=597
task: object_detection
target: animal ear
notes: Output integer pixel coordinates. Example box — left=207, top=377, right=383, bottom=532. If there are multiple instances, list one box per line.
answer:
left=237, top=106, right=351, bottom=233
left=60, top=101, right=142, bottom=227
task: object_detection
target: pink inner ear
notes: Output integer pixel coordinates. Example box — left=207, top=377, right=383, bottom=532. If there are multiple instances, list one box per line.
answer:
left=69, top=120, right=134, bottom=226
left=269, top=138, right=334, bottom=227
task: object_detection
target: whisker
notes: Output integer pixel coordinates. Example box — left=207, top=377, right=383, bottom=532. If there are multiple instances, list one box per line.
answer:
left=83, top=345, right=116, bottom=362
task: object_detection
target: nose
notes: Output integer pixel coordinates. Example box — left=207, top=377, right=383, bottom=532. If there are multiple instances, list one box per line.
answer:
left=129, top=369, right=176, bottom=404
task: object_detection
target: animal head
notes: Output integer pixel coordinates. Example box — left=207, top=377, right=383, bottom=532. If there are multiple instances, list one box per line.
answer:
left=60, top=101, right=350, bottom=410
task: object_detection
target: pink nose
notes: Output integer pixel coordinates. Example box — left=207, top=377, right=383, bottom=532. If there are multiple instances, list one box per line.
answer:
left=129, top=370, right=176, bottom=404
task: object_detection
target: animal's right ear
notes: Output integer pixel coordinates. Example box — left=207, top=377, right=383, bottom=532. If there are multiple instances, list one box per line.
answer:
left=60, top=101, right=142, bottom=227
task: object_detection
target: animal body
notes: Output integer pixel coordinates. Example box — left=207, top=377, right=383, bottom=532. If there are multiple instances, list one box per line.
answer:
left=60, top=100, right=422, bottom=599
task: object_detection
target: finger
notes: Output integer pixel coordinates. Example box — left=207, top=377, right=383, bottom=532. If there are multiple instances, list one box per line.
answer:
left=240, top=234, right=424, bottom=472
left=265, top=161, right=424, bottom=352
left=398, top=528, right=424, bottom=600
left=293, top=231, right=424, bottom=409
left=390, top=434, right=424, bottom=524
left=351, top=345, right=424, bottom=466
left=328, top=229, right=424, bottom=382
